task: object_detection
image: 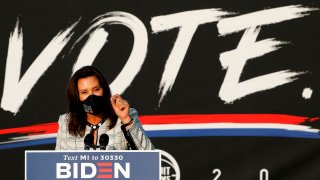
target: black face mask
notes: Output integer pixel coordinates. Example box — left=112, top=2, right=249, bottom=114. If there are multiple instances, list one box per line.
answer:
left=82, top=95, right=106, bottom=115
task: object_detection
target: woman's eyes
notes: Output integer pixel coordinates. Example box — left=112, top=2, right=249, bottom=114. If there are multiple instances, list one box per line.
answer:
left=80, top=88, right=100, bottom=95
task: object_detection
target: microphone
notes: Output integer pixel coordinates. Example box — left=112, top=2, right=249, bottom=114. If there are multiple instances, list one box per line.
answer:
left=99, top=134, right=109, bottom=150
left=84, top=133, right=94, bottom=150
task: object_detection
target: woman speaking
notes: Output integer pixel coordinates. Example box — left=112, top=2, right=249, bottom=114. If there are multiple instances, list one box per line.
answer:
left=55, top=66, right=154, bottom=150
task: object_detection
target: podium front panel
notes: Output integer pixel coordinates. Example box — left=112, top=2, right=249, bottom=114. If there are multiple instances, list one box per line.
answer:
left=25, top=150, right=160, bottom=180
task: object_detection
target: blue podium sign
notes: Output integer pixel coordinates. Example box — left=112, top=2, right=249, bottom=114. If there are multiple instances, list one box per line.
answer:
left=25, top=150, right=160, bottom=180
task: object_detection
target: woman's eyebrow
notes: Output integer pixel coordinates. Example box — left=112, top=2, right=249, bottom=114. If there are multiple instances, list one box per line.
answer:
left=79, top=88, right=87, bottom=92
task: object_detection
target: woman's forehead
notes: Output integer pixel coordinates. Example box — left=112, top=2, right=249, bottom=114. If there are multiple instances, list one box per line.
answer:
left=77, top=76, right=100, bottom=90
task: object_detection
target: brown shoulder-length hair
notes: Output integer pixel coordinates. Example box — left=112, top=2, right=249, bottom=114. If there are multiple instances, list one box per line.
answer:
left=66, top=66, right=117, bottom=137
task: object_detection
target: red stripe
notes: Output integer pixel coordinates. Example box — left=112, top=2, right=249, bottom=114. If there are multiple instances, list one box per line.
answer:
left=97, top=162, right=112, bottom=167
left=0, top=122, right=58, bottom=135
left=97, top=174, right=112, bottom=178
left=139, top=114, right=308, bottom=124
left=0, top=114, right=309, bottom=136
left=99, top=168, right=112, bottom=173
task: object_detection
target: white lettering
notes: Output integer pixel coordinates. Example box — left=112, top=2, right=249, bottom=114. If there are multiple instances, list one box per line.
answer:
left=56, top=163, right=71, bottom=179
left=217, top=5, right=316, bottom=103
left=151, top=9, right=232, bottom=105
left=1, top=6, right=318, bottom=114
left=72, top=11, right=148, bottom=95
left=73, top=163, right=78, bottom=178
left=114, top=163, right=130, bottom=178
left=1, top=19, right=78, bottom=114
left=212, top=169, right=221, bottom=180
left=81, top=163, right=97, bottom=178
left=260, top=169, right=269, bottom=180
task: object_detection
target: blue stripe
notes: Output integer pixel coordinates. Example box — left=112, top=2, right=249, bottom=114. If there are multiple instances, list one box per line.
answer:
left=0, top=129, right=319, bottom=150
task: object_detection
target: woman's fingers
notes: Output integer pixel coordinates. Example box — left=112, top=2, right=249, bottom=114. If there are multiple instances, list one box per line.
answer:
left=110, top=95, right=131, bottom=122
left=110, top=94, right=129, bottom=111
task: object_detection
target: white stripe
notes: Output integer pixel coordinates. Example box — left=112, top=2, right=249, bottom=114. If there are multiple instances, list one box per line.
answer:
left=217, top=5, right=318, bottom=35
left=0, top=123, right=318, bottom=145
left=0, top=133, right=57, bottom=145
left=143, top=123, right=319, bottom=133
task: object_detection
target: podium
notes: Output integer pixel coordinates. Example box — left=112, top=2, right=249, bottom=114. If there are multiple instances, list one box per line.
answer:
left=25, top=150, right=160, bottom=180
